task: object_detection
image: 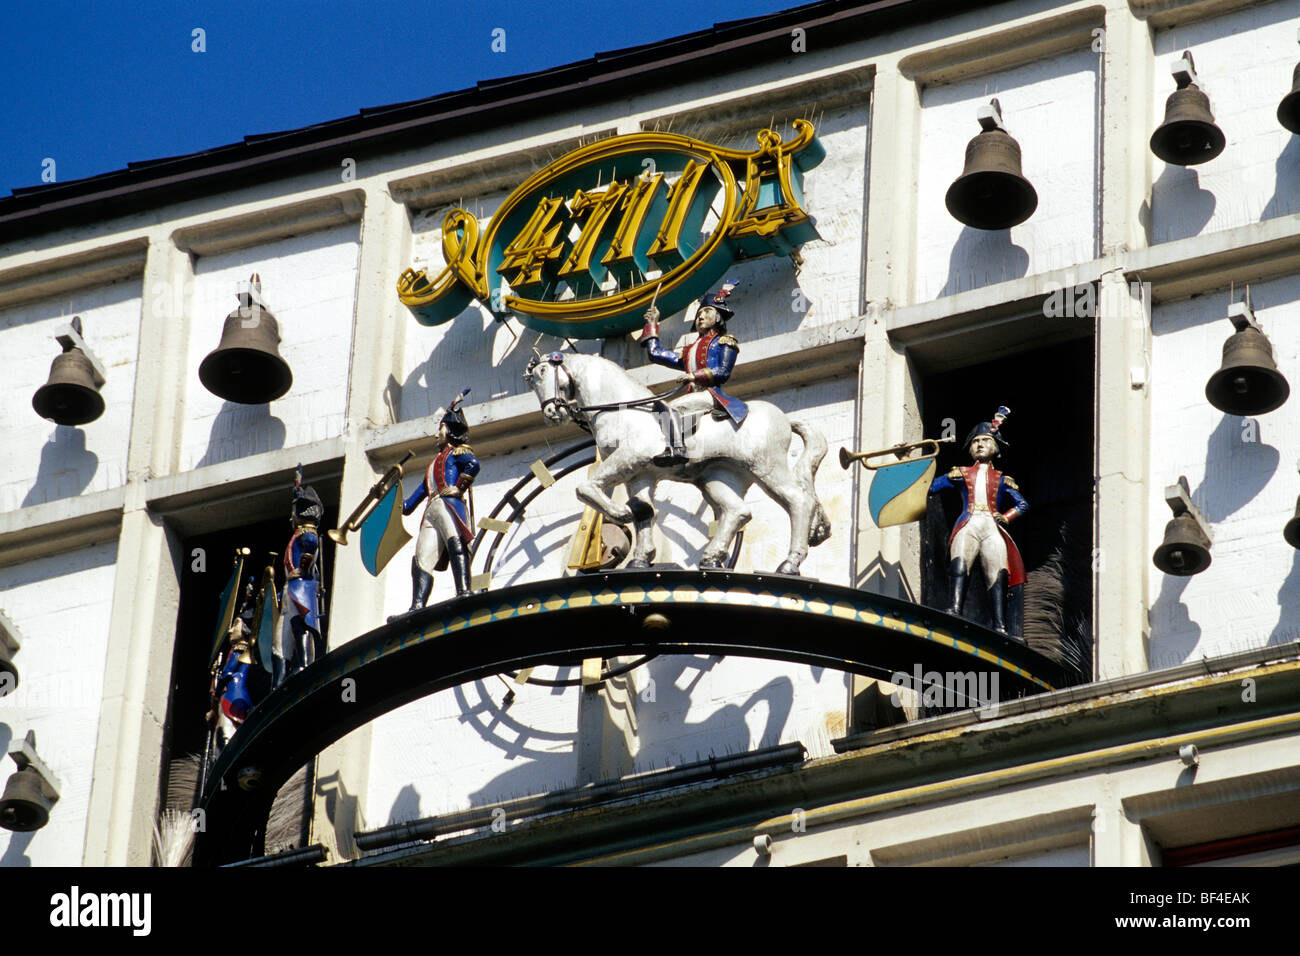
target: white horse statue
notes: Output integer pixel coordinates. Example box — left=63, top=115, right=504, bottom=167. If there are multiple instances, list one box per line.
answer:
left=525, top=351, right=830, bottom=574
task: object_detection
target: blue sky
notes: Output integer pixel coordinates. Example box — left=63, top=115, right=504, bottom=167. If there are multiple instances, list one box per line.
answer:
left=1, top=0, right=804, bottom=196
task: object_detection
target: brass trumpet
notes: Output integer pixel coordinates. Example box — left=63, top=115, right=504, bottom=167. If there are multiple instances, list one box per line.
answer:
left=328, top=451, right=414, bottom=546
left=839, top=436, right=954, bottom=470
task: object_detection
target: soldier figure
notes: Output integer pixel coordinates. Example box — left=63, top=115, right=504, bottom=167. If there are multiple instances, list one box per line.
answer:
left=209, top=594, right=257, bottom=754
left=929, top=406, right=1028, bottom=637
left=276, top=474, right=325, bottom=686
left=396, top=392, right=480, bottom=614
left=640, top=281, right=749, bottom=465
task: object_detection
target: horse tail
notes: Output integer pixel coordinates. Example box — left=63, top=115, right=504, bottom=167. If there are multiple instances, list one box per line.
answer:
left=789, top=419, right=832, bottom=547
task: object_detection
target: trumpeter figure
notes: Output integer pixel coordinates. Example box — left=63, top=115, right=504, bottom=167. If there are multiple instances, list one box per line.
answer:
left=640, top=280, right=749, bottom=465
left=393, top=390, right=480, bottom=616
left=276, top=468, right=325, bottom=686
left=929, top=406, right=1028, bottom=639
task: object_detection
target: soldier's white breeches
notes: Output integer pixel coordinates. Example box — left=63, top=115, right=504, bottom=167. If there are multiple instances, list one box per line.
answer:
left=414, top=501, right=459, bottom=573
left=952, top=514, right=1007, bottom=582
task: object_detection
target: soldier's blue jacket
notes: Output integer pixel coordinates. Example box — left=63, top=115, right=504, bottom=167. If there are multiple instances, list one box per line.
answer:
left=929, top=464, right=1029, bottom=585
left=403, top=443, right=480, bottom=545
left=644, top=329, right=749, bottom=423
left=283, top=527, right=321, bottom=634
left=217, top=645, right=254, bottom=724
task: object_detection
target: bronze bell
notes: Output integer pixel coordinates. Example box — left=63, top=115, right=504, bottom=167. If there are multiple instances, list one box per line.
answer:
left=1278, top=61, right=1300, bottom=134
left=1205, top=298, right=1289, bottom=416
left=1151, top=51, right=1225, bottom=166
left=1153, top=513, right=1213, bottom=575
left=945, top=98, right=1038, bottom=231
left=32, top=316, right=106, bottom=426
left=198, top=275, right=292, bottom=404
left=1284, top=494, right=1300, bottom=549
left=1153, top=477, right=1212, bottom=576
left=0, top=766, right=52, bottom=832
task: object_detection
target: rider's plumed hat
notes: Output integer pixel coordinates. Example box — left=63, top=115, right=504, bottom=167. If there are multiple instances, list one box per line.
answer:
left=694, top=279, right=739, bottom=322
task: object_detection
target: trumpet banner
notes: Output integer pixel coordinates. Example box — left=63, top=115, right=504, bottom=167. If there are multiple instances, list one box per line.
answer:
left=868, top=457, right=938, bottom=528
left=359, top=481, right=412, bottom=576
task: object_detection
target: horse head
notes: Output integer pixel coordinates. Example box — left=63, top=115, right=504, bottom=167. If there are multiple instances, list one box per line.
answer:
left=524, top=351, right=573, bottom=424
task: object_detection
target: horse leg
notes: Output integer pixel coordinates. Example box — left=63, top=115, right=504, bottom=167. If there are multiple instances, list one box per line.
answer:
left=698, top=472, right=751, bottom=569
left=575, top=449, right=644, bottom=525
left=624, top=476, right=658, bottom=568
left=753, top=464, right=814, bottom=575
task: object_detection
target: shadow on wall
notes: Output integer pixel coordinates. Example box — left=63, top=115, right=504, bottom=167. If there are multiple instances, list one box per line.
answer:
left=403, top=308, right=531, bottom=422
left=386, top=783, right=422, bottom=826
left=1193, top=415, right=1279, bottom=522
left=1152, top=165, right=1216, bottom=244
left=1271, top=551, right=1300, bottom=645
left=631, top=658, right=795, bottom=769
left=938, top=227, right=1029, bottom=298
left=21, top=426, right=98, bottom=508
left=1261, top=134, right=1300, bottom=223
left=451, top=657, right=794, bottom=810
left=1148, top=573, right=1201, bottom=669
left=196, top=402, right=286, bottom=469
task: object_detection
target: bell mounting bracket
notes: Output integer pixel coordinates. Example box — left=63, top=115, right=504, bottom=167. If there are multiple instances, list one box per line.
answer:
left=1172, top=50, right=1201, bottom=90
left=1226, top=288, right=1261, bottom=334
left=237, top=273, right=270, bottom=310
left=7, top=731, right=61, bottom=802
left=55, top=315, right=107, bottom=387
left=1164, top=475, right=1213, bottom=543
left=977, top=98, right=1007, bottom=132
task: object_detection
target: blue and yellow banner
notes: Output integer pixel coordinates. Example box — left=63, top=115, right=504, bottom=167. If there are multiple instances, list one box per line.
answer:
left=360, top=481, right=411, bottom=577
left=868, top=457, right=938, bottom=527
left=842, top=438, right=951, bottom=528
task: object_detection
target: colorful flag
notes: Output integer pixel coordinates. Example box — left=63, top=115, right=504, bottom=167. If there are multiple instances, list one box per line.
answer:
left=868, top=456, right=938, bottom=528
left=253, top=566, right=278, bottom=675
left=207, top=551, right=246, bottom=670
left=359, top=481, right=411, bottom=576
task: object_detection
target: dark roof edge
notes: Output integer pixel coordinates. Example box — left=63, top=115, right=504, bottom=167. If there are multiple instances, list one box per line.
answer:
left=0, top=0, right=971, bottom=239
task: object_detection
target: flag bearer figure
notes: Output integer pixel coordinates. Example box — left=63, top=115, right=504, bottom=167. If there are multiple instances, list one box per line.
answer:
left=928, top=406, right=1028, bottom=638
left=640, top=281, right=749, bottom=465
left=277, top=473, right=325, bottom=686
left=399, top=392, right=480, bottom=612
left=210, top=597, right=257, bottom=753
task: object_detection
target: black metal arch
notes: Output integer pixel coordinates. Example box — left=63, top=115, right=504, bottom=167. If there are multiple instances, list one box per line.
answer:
left=192, top=568, right=1071, bottom=866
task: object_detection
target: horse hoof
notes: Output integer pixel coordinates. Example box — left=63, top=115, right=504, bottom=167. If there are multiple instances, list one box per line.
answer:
left=699, top=557, right=723, bottom=570
left=775, top=561, right=800, bottom=576
left=626, top=559, right=651, bottom=570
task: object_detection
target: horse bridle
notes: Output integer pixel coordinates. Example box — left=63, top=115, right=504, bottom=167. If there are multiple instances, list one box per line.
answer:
left=525, top=351, right=688, bottom=430
left=526, top=351, right=584, bottom=425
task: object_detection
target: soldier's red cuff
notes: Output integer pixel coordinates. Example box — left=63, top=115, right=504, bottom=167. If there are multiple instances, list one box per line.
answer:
left=691, top=369, right=713, bottom=385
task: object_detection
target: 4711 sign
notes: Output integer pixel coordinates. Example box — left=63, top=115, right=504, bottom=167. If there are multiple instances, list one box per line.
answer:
left=397, top=121, right=824, bottom=338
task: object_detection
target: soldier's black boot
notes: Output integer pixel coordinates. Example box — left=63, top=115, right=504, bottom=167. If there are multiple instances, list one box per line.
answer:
left=947, top=559, right=968, bottom=617
left=988, top=569, right=1008, bottom=636
left=447, top=539, right=472, bottom=596
left=652, top=404, right=688, bottom=466
left=389, top=557, right=433, bottom=622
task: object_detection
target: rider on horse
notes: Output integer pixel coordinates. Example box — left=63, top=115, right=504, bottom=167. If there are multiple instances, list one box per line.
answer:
left=640, top=281, right=749, bottom=465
